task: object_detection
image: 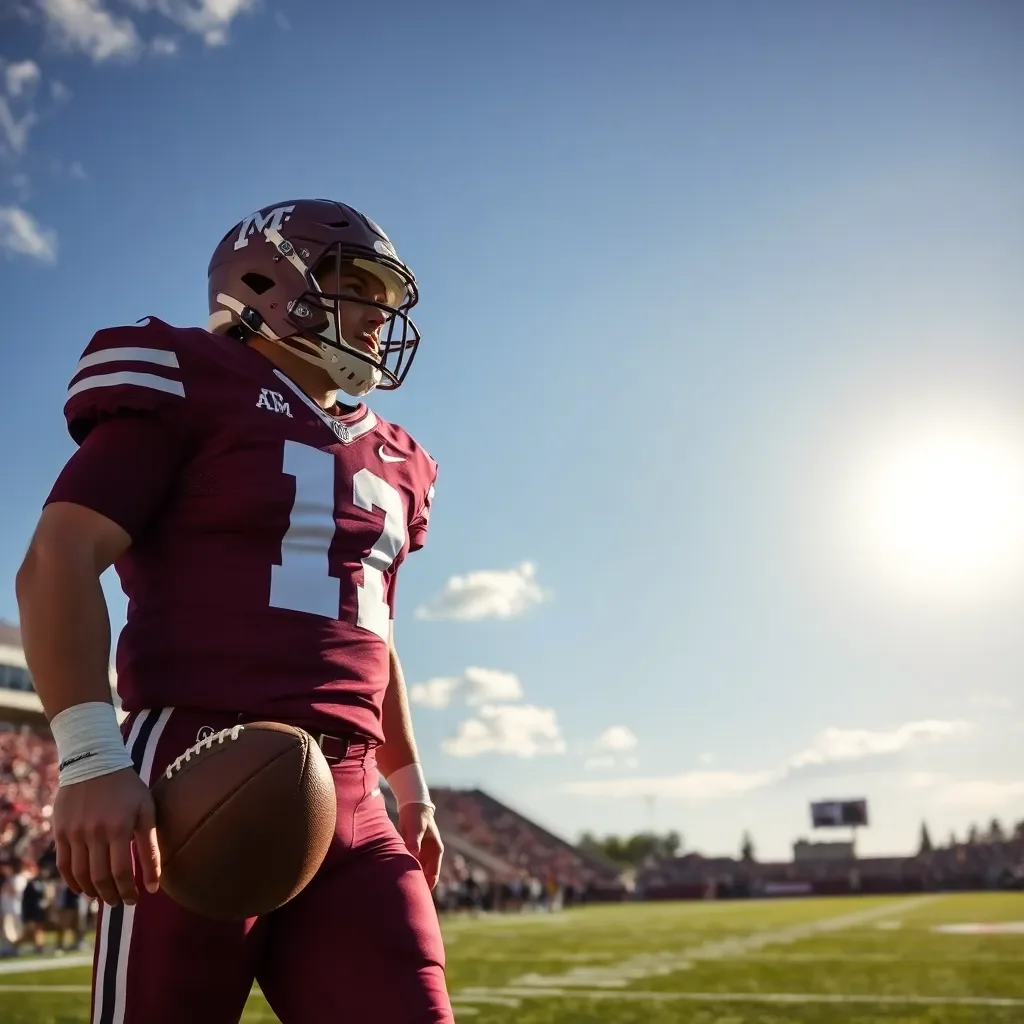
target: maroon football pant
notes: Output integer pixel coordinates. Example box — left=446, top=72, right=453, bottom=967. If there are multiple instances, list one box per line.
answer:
left=90, top=708, right=453, bottom=1024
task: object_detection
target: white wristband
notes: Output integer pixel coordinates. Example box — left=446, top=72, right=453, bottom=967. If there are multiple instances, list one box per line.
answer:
left=50, top=701, right=134, bottom=787
left=386, top=762, right=433, bottom=812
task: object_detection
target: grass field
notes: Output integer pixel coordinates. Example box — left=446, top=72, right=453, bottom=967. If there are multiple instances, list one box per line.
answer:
left=0, top=892, right=1022, bottom=1022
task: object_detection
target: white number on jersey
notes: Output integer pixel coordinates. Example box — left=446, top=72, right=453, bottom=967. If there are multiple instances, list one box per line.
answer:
left=270, top=439, right=406, bottom=639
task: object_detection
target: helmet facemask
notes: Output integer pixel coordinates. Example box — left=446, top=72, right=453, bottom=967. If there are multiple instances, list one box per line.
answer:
left=264, top=231, right=420, bottom=398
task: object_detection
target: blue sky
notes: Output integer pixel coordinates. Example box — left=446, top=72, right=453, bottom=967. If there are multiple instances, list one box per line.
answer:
left=1, top=0, right=1022, bottom=861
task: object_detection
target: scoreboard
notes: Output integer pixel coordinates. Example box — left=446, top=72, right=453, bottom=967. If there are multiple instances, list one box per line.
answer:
left=810, top=799, right=869, bottom=828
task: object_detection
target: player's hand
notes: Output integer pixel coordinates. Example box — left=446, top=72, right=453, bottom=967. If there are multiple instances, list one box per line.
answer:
left=53, top=767, right=161, bottom=907
left=398, top=803, right=443, bottom=890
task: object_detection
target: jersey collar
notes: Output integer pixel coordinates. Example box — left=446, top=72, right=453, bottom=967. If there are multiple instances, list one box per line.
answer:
left=273, top=369, right=377, bottom=445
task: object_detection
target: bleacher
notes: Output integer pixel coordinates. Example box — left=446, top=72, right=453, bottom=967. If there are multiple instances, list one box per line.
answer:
left=431, top=787, right=622, bottom=897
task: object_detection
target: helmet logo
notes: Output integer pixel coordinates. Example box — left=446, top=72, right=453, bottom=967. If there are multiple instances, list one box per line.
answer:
left=233, top=205, right=295, bottom=251
left=373, top=238, right=396, bottom=257
left=288, top=300, right=310, bottom=319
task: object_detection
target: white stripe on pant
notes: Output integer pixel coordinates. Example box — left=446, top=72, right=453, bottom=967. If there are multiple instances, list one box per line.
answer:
left=91, top=707, right=173, bottom=1024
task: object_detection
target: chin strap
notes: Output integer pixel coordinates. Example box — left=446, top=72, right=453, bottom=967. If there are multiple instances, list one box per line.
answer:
left=209, top=294, right=280, bottom=343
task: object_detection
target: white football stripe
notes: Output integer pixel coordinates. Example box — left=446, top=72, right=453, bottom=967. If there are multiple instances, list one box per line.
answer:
left=67, top=371, right=185, bottom=400
left=109, top=712, right=174, bottom=1023
left=75, top=347, right=179, bottom=373
left=90, top=902, right=112, bottom=1024
left=138, top=708, right=172, bottom=786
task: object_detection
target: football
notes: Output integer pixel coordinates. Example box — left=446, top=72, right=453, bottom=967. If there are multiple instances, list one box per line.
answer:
left=150, top=721, right=336, bottom=920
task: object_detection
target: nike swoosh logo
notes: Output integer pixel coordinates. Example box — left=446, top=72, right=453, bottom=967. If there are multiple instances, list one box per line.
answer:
left=378, top=444, right=406, bottom=463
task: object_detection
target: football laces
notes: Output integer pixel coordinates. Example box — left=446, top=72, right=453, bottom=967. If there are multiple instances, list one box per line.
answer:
left=164, top=724, right=245, bottom=779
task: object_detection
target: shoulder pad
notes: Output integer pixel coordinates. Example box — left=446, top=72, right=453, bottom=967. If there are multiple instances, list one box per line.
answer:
left=64, top=318, right=202, bottom=444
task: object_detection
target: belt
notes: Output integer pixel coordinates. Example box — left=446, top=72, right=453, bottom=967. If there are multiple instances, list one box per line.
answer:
left=317, top=731, right=374, bottom=765
left=230, top=712, right=374, bottom=765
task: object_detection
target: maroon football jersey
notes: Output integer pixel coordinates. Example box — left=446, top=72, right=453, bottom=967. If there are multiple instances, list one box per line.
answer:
left=58, top=317, right=437, bottom=743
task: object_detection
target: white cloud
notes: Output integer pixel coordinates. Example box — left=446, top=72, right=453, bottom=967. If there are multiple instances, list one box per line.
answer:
left=463, top=667, right=523, bottom=705
left=0, top=99, right=38, bottom=157
left=968, top=694, right=1014, bottom=712
left=0, top=206, right=57, bottom=263
left=68, top=160, right=87, bottom=179
left=584, top=754, right=639, bottom=771
left=903, top=772, right=946, bottom=791
left=564, top=769, right=780, bottom=801
left=586, top=726, right=640, bottom=771
left=37, top=0, right=142, bottom=61
left=415, top=562, right=550, bottom=621
left=788, top=720, right=972, bottom=769
left=5, top=61, right=41, bottom=99
left=273, top=10, right=289, bottom=30
left=129, top=0, right=256, bottom=46
left=409, top=666, right=524, bottom=709
left=443, top=704, right=565, bottom=759
left=151, top=35, right=178, bottom=54
left=50, top=80, right=72, bottom=103
left=697, top=752, right=715, bottom=766
left=935, top=779, right=1024, bottom=809
left=0, top=60, right=41, bottom=160
left=408, top=676, right=460, bottom=710
left=564, top=718, right=973, bottom=802
left=595, top=725, right=638, bottom=753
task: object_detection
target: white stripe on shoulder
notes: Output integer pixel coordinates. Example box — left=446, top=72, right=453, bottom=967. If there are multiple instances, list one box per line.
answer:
left=75, top=347, right=180, bottom=374
left=67, top=371, right=185, bottom=401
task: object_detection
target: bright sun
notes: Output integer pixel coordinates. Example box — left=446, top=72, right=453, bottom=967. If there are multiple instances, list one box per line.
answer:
left=844, top=416, right=1024, bottom=604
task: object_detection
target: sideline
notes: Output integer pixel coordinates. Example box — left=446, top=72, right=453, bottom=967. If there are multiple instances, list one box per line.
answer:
left=0, top=953, right=92, bottom=975
left=451, top=988, right=1024, bottom=1009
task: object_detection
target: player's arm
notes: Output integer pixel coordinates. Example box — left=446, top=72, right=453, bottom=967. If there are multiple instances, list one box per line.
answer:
left=17, top=413, right=186, bottom=907
left=378, top=624, right=443, bottom=889
left=18, top=502, right=129, bottom=718
left=376, top=625, right=423, bottom=781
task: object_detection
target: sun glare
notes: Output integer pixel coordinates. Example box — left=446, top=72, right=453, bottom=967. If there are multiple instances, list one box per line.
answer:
left=844, top=416, right=1024, bottom=604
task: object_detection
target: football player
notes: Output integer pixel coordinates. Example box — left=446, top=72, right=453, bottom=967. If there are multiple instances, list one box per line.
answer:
left=16, top=200, right=453, bottom=1022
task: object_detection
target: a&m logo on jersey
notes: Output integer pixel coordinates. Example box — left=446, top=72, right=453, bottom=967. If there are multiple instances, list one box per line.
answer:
left=233, top=205, right=295, bottom=250
left=256, top=389, right=293, bottom=418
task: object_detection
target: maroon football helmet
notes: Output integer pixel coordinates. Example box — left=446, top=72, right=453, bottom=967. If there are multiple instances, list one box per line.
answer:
left=207, top=199, right=420, bottom=396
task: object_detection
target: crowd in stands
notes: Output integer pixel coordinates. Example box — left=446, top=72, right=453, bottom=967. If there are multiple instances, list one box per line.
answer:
left=432, top=852, right=587, bottom=914
left=0, top=727, right=58, bottom=867
left=428, top=787, right=622, bottom=914
left=0, top=724, right=89, bottom=956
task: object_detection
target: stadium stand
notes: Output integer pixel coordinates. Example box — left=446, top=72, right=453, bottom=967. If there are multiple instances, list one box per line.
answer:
left=428, top=787, right=624, bottom=912
left=0, top=616, right=1020, bottom=949
left=0, top=622, right=57, bottom=868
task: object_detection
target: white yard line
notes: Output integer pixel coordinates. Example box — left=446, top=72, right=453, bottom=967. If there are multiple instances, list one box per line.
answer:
left=0, top=984, right=91, bottom=992
left=505, top=895, right=939, bottom=989
left=0, top=954, right=92, bottom=975
left=451, top=988, right=1024, bottom=1009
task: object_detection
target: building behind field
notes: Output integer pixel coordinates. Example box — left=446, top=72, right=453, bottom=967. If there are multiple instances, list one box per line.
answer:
left=0, top=621, right=46, bottom=733
left=793, top=839, right=856, bottom=862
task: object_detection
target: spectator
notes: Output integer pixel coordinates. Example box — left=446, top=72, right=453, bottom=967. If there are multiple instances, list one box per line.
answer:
left=6, top=858, right=28, bottom=949
left=0, top=861, right=17, bottom=956
left=19, top=859, right=47, bottom=954
left=56, top=879, right=86, bottom=953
